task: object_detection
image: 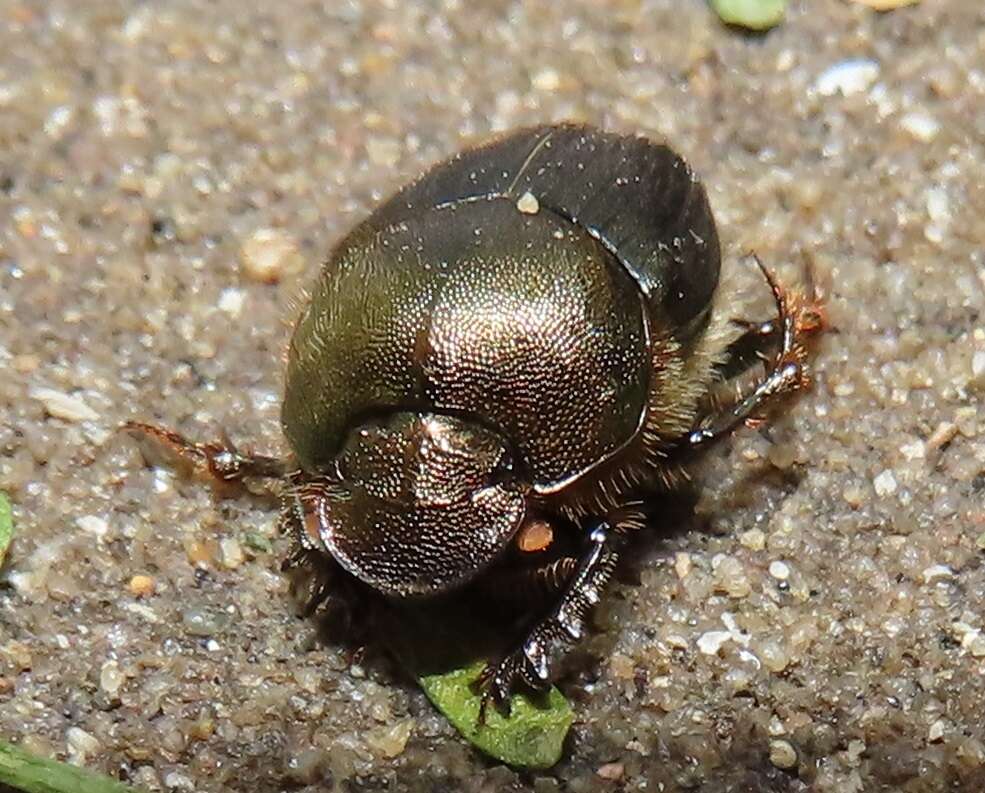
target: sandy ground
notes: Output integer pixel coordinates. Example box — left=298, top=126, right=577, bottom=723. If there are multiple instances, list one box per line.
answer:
left=2, top=1, right=984, bottom=791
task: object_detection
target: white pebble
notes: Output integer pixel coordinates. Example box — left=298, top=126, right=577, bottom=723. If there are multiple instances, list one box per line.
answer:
left=926, top=187, right=950, bottom=225
left=873, top=469, right=897, bottom=497
left=240, top=228, right=302, bottom=284
left=218, top=287, right=245, bottom=316
left=739, top=529, right=766, bottom=551
left=366, top=136, right=402, bottom=168
left=769, top=739, right=798, bottom=769
left=921, top=564, right=954, bottom=583
left=100, top=660, right=124, bottom=696
left=123, top=602, right=161, bottom=623
left=900, top=440, right=925, bottom=460
left=900, top=111, right=940, bottom=142
left=769, top=561, right=791, bottom=580
left=220, top=537, right=245, bottom=569
left=29, top=386, right=99, bottom=422
left=44, top=105, right=74, bottom=138
left=531, top=67, right=561, bottom=92
left=967, top=633, right=985, bottom=658
left=697, top=630, right=732, bottom=655
left=76, top=515, right=109, bottom=538
left=516, top=191, right=540, bottom=215
left=164, top=771, right=196, bottom=790
left=972, top=350, right=985, bottom=380
left=815, top=59, right=879, bottom=97
left=66, top=726, right=101, bottom=763
left=928, top=719, right=946, bottom=743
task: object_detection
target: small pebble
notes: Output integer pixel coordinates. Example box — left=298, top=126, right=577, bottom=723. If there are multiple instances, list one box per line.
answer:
left=77, top=515, right=109, bottom=538
left=715, top=556, right=751, bottom=598
left=240, top=228, right=303, bottom=284
left=596, top=763, right=624, bottom=781
left=100, top=660, right=124, bottom=696
left=128, top=574, right=155, bottom=597
left=366, top=720, right=413, bottom=758
left=674, top=551, right=692, bottom=579
left=182, top=607, right=224, bottom=637
left=219, top=537, right=246, bottom=569
left=29, top=386, right=99, bottom=422
left=218, top=287, right=245, bottom=316
left=66, top=726, right=101, bottom=763
left=366, top=136, right=402, bottom=168
left=972, top=351, right=985, bottom=381
left=769, top=739, right=798, bottom=770
left=900, top=440, right=925, bottom=460
left=900, top=111, right=940, bottom=142
left=846, top=739, right=866, bottom=764
left=759, top=639, right=789, bottom=673
left=769, top=561, right=791, bottom=580
left=843, top=482, right=867, bottom=508
left=926, top=187, right=950, bottom=225
left=968, top=634, right=985, bottom=658
left=531, top=67, right=561, bottom=92
left=609, top=653, right=635, bottom=680
left=873, top=470, right=897, bottom=497
left=164, top=771, right=196, bottom=790
left=697, top=631, right=731, bottom=655
left=921, top=565, right=953, bottom=583
left=516, top=191, right=540, bottom=215
left=927, top=422, right=958, bottom=450
left=928, top=720, right=947, bottom=743
left=185, top=539, right=214, bottom=565
left=739, top=529, right=766, bottom=551
left=815, top=59, right=879, bottom=97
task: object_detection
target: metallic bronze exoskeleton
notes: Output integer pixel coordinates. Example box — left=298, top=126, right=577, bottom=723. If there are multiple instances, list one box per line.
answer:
left=129, top=124, right=822, bottom=714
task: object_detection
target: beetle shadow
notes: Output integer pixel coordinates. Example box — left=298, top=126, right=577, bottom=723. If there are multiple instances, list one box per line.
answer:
left=313, top=486, right=706, bottom=698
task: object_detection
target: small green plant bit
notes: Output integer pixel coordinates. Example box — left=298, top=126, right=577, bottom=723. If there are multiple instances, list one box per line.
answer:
left=0, top=740, right=145, bottom=793
left=711, top=0, right=787, bottom=30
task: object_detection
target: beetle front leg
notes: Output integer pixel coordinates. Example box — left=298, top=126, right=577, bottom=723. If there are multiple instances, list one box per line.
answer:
left=478, top=521, right=620, bottom=720
left=686, top=257, right=824, bottom=451
left=125, top=421, right=287, bottom=484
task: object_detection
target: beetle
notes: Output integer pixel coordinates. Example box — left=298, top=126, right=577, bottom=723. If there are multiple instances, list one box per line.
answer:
left=129, top=124, right=822, bottom=714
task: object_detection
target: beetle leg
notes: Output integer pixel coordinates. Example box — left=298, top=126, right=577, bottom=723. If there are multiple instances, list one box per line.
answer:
left=124, top=421, right=287, bottom=484
left=685, top=257, right=824, bottom=450
left=715, top=254, right=826, bottom=383
left=477, top=521, right=620, bottom=721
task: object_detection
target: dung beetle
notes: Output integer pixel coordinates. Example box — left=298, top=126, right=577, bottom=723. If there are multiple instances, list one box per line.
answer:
left=129, top=124, right=822, bottom=713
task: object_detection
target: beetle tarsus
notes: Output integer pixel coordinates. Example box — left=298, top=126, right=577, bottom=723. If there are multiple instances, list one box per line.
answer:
left=124, top=421, right=286, bottom=483
left=477, top=522, right=620, bottom=721
left=685, top=256, right=824, bottom=450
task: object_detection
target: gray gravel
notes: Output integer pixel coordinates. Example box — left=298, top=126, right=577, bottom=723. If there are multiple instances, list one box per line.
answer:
left=2, top=1, right=984, bottom=791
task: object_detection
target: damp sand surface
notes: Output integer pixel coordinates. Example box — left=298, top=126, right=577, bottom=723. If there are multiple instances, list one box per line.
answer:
left=1, top=2, right=984, bottom=791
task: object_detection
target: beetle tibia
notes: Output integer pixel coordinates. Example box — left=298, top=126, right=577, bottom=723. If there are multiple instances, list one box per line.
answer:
left=124, top=421, right=287, bottom=485
left=477, top=521, right=621, bottom=722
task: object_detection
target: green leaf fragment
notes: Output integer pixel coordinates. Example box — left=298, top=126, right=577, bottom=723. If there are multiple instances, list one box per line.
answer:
left=417, top=662, right=573, bottom=770
left=0, top=492, right=12, bottom=567
left=242, top=531, right=273, bottom=553
left=711, top=0, right=787, bottom=30
left=383, top=605, right=574, bottom=768
left=0, top=740, right=145, bottom=793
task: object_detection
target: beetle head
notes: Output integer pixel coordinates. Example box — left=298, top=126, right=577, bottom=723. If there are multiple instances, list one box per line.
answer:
left=282, top=412, right=528, bottom=598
